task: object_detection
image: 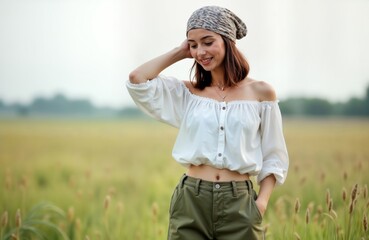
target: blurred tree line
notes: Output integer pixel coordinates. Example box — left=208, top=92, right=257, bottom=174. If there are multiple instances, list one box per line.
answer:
left=279, top=85, right=369, bottom=116
left=0, top=93, right=143, bottom=118
left=0, top=86, right=368, bottom=118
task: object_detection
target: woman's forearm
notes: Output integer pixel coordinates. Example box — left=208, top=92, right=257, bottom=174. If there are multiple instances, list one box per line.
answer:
left=256, top=174, right=276, bottom=215
left=129, top=44, right=190, bottom=84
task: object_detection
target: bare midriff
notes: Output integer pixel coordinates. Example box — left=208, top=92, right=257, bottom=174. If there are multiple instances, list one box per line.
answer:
left=187, top=164, right=250, bottom=182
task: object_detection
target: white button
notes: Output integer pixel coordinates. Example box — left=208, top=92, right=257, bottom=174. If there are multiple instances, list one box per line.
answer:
left=215, top=184, right=221, bottom=189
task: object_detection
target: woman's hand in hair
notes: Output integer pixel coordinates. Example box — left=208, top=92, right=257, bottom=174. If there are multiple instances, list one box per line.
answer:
left=179, top=39, right=193, bottom=59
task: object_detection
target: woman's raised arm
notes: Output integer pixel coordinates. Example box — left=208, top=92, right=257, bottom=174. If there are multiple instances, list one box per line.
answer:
left=128, top=40, right=192, bottom=84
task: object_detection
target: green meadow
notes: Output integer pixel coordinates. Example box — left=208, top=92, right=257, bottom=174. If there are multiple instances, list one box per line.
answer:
left=0, top=118, right=368, bottom=240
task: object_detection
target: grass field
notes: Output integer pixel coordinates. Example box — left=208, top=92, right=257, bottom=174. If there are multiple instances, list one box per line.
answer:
left=0, top=118, right=368, bottom=240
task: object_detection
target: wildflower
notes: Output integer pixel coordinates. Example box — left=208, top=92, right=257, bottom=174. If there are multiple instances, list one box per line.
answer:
left=1, top=211, right=8, bottom=227
left=351, top=184, right=358, bottom=202
left=328, top=198, right=333, bottom=212
left=326, top=189, right=331, bottom=208
left=349, top=200, right=355, bottom=214
left=104, top=195, right=111, bottom=211
left=305, top=208, right=310, bottom=224
left=342, top=188, right=347, bottom=202
left=20, top=175, right=28, bottom=189
left=307, top=202, right=315, bottom=212
left=15, top=209, right=21, bottom=228
left=152, top=202, right=159, bottom=217
left=294, top=198, right=301, bottom=214
left=75, top=218, right=81, bottom=232
left=67, top=207, right=74, bottom=222
left=152, top=202, right=159, bottom=223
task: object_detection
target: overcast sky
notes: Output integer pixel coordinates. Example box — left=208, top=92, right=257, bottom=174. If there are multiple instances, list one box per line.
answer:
left=0, top=0, right=368, bottom=108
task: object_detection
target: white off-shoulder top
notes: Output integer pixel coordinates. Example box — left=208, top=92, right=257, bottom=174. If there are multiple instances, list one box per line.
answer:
left=126, top=75, right=289, bottom=185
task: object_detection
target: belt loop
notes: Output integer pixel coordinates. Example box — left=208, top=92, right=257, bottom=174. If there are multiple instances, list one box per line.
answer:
left=246, top=180, right=253, bottom=195
left=180, top=174, right=187, bottom=188
left=195, top=178, right=201, bottom=196
left=231, top=181, right=238, bottom=197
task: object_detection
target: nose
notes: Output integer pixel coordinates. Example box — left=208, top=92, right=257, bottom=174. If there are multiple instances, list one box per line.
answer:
left=197, top=46, right=206, bottom=57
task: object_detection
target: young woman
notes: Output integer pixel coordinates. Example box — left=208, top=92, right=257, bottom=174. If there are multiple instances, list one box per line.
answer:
left=127, top=6, right=289, bottom=240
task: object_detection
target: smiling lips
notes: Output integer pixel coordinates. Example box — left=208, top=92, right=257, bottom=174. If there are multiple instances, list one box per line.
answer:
left=199, top=57, right=213, bottom=66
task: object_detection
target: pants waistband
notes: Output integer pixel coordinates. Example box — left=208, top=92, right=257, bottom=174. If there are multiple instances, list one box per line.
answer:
left=179, top=174, right=254, bottom=197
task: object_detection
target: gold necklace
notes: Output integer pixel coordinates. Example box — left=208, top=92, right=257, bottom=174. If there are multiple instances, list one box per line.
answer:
left=217, top=84, right=225, bottom=91
left=211, top=82, right=226, bottom=91
left=214, top=86, right=228, bottom=101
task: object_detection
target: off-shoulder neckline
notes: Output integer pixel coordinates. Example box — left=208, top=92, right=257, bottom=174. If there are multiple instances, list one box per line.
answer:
left=180, top=80, right=278, bottom=105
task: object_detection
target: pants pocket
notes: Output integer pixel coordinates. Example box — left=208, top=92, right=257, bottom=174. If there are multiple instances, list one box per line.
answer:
left=169, top=185, right=183, bottom=216
left=250, top=190, right=263, bottom=221
left=221, top=190, right=264, bottom=239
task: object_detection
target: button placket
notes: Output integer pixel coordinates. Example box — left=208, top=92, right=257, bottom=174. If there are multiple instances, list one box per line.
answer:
left=216, top=102, right=227, bottom=167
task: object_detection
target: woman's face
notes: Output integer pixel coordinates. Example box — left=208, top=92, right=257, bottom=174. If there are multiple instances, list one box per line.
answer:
left=187, top=29, right=226, bottom=72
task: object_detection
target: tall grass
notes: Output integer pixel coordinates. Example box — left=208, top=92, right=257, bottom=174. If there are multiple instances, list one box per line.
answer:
left=0, top=118, right=368, bottom=239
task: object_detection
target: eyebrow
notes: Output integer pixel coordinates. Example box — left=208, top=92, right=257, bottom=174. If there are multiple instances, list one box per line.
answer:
left=187, top=35, right=215, bottom=42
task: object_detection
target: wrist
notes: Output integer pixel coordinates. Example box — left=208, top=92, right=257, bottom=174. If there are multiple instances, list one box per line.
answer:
left=257, top=196, right=272, bottom=206
left=255, top=197, right=268, bottom=216
left=171, top=47, right=190, bottom=61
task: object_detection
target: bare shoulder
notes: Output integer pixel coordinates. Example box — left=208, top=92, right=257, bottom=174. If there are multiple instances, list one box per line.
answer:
left=183, top=80, right=192, bottom=89
left=247, top=79, right=277, bottom=101
left=183, top=80, right=197, bottom=94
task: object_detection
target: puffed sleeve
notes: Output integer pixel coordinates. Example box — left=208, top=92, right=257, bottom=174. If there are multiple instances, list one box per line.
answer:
left=257, top=101, right=289, bottom=185
left=125, top=75, right=189, bottom=128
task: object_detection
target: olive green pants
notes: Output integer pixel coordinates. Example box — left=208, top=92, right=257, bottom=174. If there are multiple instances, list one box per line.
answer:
left=168, top=175, right=264, bottom=240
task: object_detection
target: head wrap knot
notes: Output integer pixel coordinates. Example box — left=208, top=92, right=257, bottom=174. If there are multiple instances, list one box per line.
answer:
left=186, top=6, right=247, bottom=41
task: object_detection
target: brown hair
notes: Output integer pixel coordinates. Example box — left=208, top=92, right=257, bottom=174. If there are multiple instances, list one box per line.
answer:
left=190, top=36, right=250, bottom=90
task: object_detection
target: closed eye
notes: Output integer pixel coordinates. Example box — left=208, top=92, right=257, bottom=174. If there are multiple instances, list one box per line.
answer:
left=189, top=42, right=212, bottom=49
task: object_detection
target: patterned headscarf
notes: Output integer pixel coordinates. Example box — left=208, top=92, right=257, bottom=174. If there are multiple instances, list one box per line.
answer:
left=186, top=6, right=247, bottom=41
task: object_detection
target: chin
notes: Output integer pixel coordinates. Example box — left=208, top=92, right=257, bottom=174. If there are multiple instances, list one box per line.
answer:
left=201, top=64, right=215, bottom=72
